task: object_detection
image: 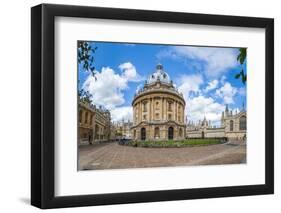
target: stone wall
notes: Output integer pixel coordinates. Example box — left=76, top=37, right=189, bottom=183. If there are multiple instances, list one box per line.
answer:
left=187, top=129, right=225, bottom=138
left=79, top=102, right=111, bottom=144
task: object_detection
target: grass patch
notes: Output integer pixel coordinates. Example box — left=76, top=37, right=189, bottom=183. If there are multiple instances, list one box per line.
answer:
left=123, top=138, right=223, bottom=148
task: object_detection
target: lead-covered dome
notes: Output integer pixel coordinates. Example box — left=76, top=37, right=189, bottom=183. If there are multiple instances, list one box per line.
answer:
left=147, top=64, right=171, bottom=84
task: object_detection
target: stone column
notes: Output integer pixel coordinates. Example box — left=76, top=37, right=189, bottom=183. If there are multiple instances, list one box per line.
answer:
left=163, top=98, right=166, bottom=120
left=138, top=103, right=141, bottom=122
left=151, top=98, right=154, bottom=121
left=181, top=105, right=185, bottom=123
left=135, top=106, right=137, bottom=124
left=161, top=97, right=164, bottom=120
left=174, top=101, right=176, bottom=121
left=149, top=98, right=152, bottom=121
left=175, top=101, right=178, bottom=121
left=150, top=125, right=153, bottom=140
left=182, top=105, right=185, bottom=124
left=147, top=99, right=150, bottom=121
left=132, top=107, right=134, bottom=124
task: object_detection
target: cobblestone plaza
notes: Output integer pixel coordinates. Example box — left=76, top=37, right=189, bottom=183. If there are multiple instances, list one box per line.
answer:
left=78, top=142, right=246, bottom=170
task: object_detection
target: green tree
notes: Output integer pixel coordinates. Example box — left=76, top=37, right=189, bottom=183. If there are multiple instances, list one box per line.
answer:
left=79, top=89, right=93, bottom=104
left=78, top=41, right=97, bottom=76
left=78, top=41, right=97, bottom=104
left=235, top=48, right=247, bottom=84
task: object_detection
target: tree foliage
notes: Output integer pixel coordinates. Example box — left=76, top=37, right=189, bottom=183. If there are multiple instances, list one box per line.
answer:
left=237, top=48, right=246, bottom=64
left=78, top=41, right=97, bottom=103
left=78, top=41, right=97, bottom=76
left=235, top=48, right=247, bottom=84
left=79, top=89, right=93, bottom=104
left=235, top=69, right=247, bottom=84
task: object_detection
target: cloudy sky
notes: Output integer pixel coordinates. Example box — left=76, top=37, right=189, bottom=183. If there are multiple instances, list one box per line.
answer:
left=79, top=42, right=246, bottom=126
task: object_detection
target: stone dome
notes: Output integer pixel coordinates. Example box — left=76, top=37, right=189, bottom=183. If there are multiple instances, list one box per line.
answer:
left=147, top=64, right=171, bottom=84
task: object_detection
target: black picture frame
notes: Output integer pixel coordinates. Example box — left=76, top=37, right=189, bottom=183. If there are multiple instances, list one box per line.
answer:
left=31, top=3, right=274, bottom=209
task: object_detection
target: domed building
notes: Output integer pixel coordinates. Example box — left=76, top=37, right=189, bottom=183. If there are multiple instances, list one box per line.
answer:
left=131, top=64, right=186, bottom=141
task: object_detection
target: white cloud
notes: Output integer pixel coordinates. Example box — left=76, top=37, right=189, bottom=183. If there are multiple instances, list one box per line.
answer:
left=119, top=62, right=143, bottom=82
left=238, top=87, right=246, bottom=96
left=187, top=95, right=242, bottom=126
left=187, top=95, right=225, bottom=125
left=82, top=67, right=127, bottom=110
left=135, top=84, right=142, bottom=93
left=177, top=74, right=204, bottom=99
left=158, top=46, right=238, bottom=78
left=177, top=75, right=224, bottom=125
left=82, top=62, right=142, bottom=111
left=204, top=79, right=219, bottom=92
left=156, top=49, right=182, bottom=61
left=110, top=106, right=133, bottom=122
left=220, top=75, right=227, bottom=84
left=215, top=82, right=238, bottom=104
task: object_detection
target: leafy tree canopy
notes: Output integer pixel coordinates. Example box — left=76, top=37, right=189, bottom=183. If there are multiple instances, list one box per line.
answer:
left=78, top=41, right=98, bottom=103
left=235, top=48, right=247, bottom=85
left=78, top=41, right=97, bottom=76
left=79, top=89, right=93, bottom=104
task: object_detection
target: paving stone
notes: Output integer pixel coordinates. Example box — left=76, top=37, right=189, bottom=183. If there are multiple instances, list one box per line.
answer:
left=78, top=142, right=246, bottom=170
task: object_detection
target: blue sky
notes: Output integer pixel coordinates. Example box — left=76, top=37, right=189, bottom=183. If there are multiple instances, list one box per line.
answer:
left=79, top=41, right=246, bottom=126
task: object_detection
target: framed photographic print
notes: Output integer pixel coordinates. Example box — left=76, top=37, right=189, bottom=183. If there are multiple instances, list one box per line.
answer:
left=31, top=3, right=274, bottom=209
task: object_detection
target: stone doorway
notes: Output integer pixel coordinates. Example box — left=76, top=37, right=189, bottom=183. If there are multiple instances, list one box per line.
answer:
left=141, top=128, right=146, bottom=140
left=154, top=127, right=160, bottom=139
left=168, top=127, right=174, bottom=140
left=201, top=131, right=205, bottom=139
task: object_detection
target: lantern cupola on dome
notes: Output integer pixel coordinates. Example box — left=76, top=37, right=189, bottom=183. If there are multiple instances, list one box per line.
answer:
left=147, top=63, right=171, bottom=84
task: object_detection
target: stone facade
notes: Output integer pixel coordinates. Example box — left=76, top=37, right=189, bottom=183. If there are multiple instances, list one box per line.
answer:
left=186, top=105, right=247, bottom=141
left=131, top=64, right=186, bottom=141
left=115, top=120, right=133, bottom=139
left=222, top=105, right=247, bottom=140
left=78, top=101, right=111, bottom=144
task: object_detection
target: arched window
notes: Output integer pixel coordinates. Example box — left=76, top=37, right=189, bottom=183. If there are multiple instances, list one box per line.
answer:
left=141, top=128, right=146, bottom=140
left=155, top=113, right=159, bottom=120
left=142, top=115, right=146, bottom=120
left=143, top=102, right=147, bottom=112
left=168, top=102, right=173, bottom=111
left=168, top=127, right=174, bottom=140
left=201, top=131, right=205, bottom=138
left=168, top=114, right=172, bottom=120
left=155, top=101, right=159, bottom=109
left=154, top=127, right=160, bottom=138
left=239, top=116, right=246, bottom=130
left=230, top=120, right=234, bottom=131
